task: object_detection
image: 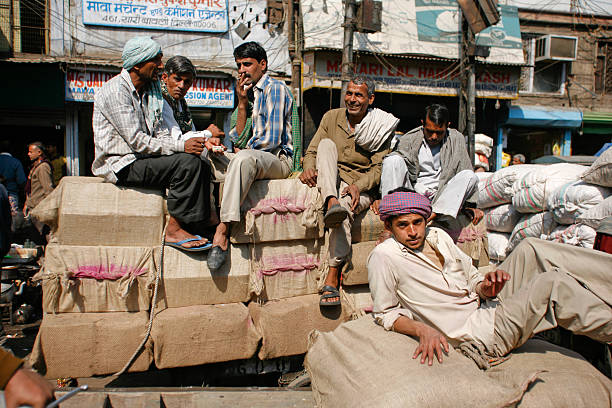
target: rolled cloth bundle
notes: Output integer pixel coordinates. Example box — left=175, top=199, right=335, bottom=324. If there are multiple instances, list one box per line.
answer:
left=378, top=191, right=432, bottom=221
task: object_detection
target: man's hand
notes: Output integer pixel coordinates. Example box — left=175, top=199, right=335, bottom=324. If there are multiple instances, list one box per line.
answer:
left=184, top=137, right=205, bottom=155
left=413, top=324, right=449, bottom=366
left=370, top=199, right=380, bottom=215
left=464, top=207, right=484, bottom=225
left=206, top=124, right=225, bottom=139
left=299, top=169, right=318, bottom=187
left=477, top=269, right=511, bottom=299
left=236, top=74, right=253, bottom=105
left=4, top=368, right=55, bottom=408
left=341, top=184, right=360, bottom=212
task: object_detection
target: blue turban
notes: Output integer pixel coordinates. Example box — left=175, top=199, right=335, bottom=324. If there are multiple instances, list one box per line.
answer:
left=122, top=36, right=162, bottom=71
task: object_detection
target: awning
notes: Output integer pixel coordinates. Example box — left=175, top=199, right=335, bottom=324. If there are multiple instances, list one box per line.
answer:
left=582, top=111, right=612, bottom=135
left=501, top=105, right=583, bottom=128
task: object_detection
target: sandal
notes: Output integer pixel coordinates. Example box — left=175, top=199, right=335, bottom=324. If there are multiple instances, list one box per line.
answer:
left=319, top=285, right=341, bottom=307
left=324, top=204, right=349, bottom=229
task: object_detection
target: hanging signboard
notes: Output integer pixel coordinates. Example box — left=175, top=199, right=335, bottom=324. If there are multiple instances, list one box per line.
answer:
left=303, top=52, right=519, bottom=99
left=65, top=69, right=234, bottom=108
left=82, top=0, right=229, bottom=33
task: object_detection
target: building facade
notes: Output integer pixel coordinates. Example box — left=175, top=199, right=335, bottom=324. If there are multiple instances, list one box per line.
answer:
left=0, top=0, right=291, bottom=177
left=496, top=8, right=612, bottom=168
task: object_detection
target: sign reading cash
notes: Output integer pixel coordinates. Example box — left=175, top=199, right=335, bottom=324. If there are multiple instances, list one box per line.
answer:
left=82, top=0, right=229, bottom=33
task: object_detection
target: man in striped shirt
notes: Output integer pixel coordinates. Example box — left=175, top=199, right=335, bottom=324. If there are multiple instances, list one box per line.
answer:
left=92, top=37, right=213, bottom=252
left=208, top=42, right=293, bottom=270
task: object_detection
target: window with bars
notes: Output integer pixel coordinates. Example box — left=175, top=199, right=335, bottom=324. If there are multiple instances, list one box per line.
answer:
left=595, top=41, right=612, bottom=95
left=0, top=0, right=48, bottom=54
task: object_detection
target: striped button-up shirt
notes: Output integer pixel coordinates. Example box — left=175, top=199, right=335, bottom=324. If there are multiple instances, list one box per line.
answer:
left=229, top=73, right=293, bottom=157
left=92, top=69, right=184, bottom=183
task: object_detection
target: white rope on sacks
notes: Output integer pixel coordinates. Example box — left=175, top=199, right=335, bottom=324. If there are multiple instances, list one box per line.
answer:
left=114, top=222, right=167, bottom=377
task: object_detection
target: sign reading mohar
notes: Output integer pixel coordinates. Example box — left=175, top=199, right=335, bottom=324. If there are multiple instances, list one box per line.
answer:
left=82, top=0, right=228, bottom=33
left=66, top=69, right=234, bottom=108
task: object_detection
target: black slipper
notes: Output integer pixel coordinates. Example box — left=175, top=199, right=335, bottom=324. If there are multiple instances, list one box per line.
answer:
left=323, top=204, right=349, bottom=229
left=319, top=285, right=341, bottom=307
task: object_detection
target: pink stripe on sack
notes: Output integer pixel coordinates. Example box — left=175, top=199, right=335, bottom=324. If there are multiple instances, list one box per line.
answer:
left=70, top=264, right=148, bottom=280
left=257, top=254, right=320, bottom=277
left=248, top=197, right=307, bottom=216
left=457, top=228, right=487, bottom=243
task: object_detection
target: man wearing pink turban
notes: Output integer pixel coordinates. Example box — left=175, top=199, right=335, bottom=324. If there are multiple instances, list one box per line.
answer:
left=368, top=189, right=612, bottom=368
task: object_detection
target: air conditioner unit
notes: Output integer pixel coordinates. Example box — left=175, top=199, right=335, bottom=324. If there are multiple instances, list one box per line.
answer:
left=535, top=35, right=578, bottom=62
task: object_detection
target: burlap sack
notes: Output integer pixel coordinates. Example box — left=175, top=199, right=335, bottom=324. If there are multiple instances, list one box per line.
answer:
left=546, top=180, right=611, bottom=225
left=433, top=214, right=490, bottom=268
left=485, top=339, right=612, bottom=407
left=249, top=294, right=348, bottom=360
left=547, top=223, right=596, bottom=249
left=155, top=244, right=251, bottom=309
left=582, top=146, right=612, bottom=187
left=488, top=231, right=510, bottom=261
left=32, top=176, right=166, bottom=246
left=512, top=163, right=587, bottom=213
left=230, top=179, right=323, bottom=244
left=484, top=204, right=521, bottom=233
left=151, top=303, right=261, bottom=369
left=478, top=165, right=541, bottom=208
left=250, top=239, right=325, bottom=300
left=34, top=311, right=152, bottom=378
left=341, top=285, right=373, bottom=320
left=305, top=316, right=536, bottom=408
left=508, top=212, right=556, bottom=252
left=37, top=244, right=155, bottom=313
left=351, top=208, right=384, bottom=243
left=342, top=241, right=376, bottom=286
left=577, top=195, right=612, bottom=229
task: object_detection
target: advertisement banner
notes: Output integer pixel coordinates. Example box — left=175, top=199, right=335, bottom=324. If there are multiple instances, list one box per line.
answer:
left=301, top=0, right=524, bottom=65
left=306, top=52, right=519, bottom=99
left=65, top=69, right=234, bottom=108
left=82, top=0, right=229, bottom=33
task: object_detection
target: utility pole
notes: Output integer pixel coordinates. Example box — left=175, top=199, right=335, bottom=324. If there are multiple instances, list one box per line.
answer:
left=458, top=12, right=476, bottom=166
left=340, top=0, right=356, bottom=107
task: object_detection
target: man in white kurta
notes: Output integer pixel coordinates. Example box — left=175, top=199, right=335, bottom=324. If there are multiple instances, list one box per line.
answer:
left=368, top=190, right=612, bottom=368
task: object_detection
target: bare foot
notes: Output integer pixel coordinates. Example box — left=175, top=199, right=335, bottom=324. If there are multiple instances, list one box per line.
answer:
left=165, top=216, right=208, bottom=248
left=212, top=222, right=229, bottom=250
left=376, top=230, right=392, bottom=245
left=320, top=266, right=340, bottom=304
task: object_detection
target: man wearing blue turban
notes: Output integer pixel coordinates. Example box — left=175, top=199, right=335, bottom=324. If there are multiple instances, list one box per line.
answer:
left=92, top=36, right=214, bottom=252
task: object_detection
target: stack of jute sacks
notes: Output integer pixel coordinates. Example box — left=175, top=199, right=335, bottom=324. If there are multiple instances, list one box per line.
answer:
left=480, top=148, right=612, bottom=263
left=27, top=177, right=345, bottom=377
left=28, top=174, right=494, bottom=378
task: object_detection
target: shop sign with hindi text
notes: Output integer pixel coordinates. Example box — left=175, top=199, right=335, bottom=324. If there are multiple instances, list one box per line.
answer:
left=82, top=0, right=229, bottom=33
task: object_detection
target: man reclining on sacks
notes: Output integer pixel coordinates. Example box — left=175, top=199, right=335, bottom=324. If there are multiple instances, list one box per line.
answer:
left=92, top=37, right=213, bottom=252
left=371, top=104, right=483, bottom=241
left=368, top=189, right=612, bottom=368
left=299, top=75, right=398, bottom=307
left=207, top=41, right=294, bottom=271
left=159, top=55, right=226, bottom=225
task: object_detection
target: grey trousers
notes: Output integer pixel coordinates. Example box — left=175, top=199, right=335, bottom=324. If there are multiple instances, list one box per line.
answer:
left=380, top=155, right=478, bottom=218
left=487, top=238, right=612, bottom=356
left=317, top=139, right=372, bottom=267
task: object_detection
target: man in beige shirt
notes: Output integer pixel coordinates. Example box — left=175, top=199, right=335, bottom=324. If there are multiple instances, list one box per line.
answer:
left=300, top=76, right=397, bottom=306
left=368, top=189, right=612, bottom=368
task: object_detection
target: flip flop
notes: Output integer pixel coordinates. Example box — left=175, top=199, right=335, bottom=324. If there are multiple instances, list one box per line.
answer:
left=164, top=235, right=212, bottom=252
left=319, top=285, right=341, bottom=307
left=323, top=204, right=349, bottom=229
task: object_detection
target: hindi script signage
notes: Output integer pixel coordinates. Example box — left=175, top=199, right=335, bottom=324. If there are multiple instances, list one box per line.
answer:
left=82, top=0, right=229, bottom=33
